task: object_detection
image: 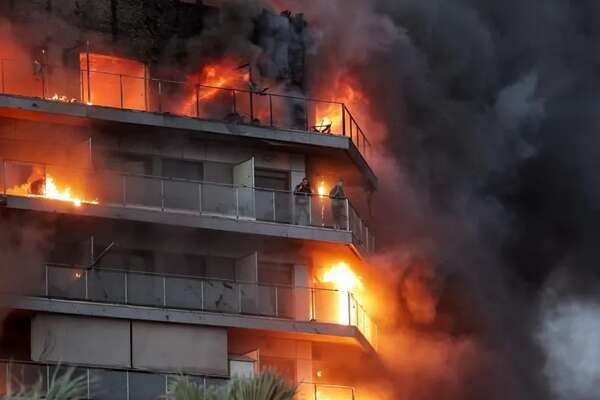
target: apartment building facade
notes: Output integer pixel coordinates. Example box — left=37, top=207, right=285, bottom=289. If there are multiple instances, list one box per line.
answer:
left=0, top=2, right=379, bottom=399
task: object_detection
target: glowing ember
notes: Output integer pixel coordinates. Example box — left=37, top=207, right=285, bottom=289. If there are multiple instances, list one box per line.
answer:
left=322, top=262, right=363, bottom=325
left=48, top=94, right=78, bottom=103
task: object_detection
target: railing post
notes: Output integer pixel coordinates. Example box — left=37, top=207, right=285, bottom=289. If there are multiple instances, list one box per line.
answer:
left=346, top=199, right=350, bottom=231
left=269, top=94, right=273, bottom=127
left=45, top=264, right=49, bottom=296
left=274, top=286, right=279, bottom=317
left=272, top=191, right=276, bottom=221
left=85, top=269, right=89, bottom=300
left=158, top=80, right=163, bottom=112
left=2, top=160, right=7, bottom=196
left=314, top=384, right=318, bottom=400
left=238, top=283, right=243, bottom=313
left=232, top=90, right=237, bottom=114
left=200, top=279, right=205, bottom=310
left=124, top=272, right=128, bottom=303
left=160, top=179, right=165, bottom=211
left=198, top=183, right=202, bottom=215
left=144, top=66, right=149, bottom=111
left=235, top=187, right=240, bottom=220
left=308, top=195, right=312, bottom=225
left=310, top=288, right=316, bottom=321
left=86, top=41, right=92, bottom=104
left=304, top=99, right=309, bottom=131
left=342, top=104, right=346, bottom=136
left=122, top=175, right=127, bottom=206
left=347, top=291, right=352, bottom=326
left=195, top=84, right=200, bottom=117
left=0, top=59, right=5, bottom=94
left=119, top=74, right=124, bottom=108
left=249, top=91, right=254, bottom=122
left=163, top=276, right=167, bottom=307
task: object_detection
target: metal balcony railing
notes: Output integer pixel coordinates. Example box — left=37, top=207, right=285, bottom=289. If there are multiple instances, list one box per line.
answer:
left=0, top=58, right=373, bottom=165
left=0, top=360, right=228, bottom=399
left=0, top=159, right=375, bottom=255
left=23, top=263, right=377, bottom=350
left=0, top=361, right=358, bottom=400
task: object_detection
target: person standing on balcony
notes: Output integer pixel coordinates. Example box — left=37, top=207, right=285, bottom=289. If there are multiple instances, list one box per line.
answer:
left=294, top=177, right=313, bottom=225
left=329, top=179, right=347, bottom=229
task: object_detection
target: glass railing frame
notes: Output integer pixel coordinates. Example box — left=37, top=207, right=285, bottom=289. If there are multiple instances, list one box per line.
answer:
left=1, top=159, right=375, bottom=252
left=0, top=59, right=373, bottom=165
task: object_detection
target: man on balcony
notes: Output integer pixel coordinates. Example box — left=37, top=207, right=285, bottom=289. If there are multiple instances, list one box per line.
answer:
left=294, top=177, right=313, bottom=225
left=329, top=179, right=347, bottom=230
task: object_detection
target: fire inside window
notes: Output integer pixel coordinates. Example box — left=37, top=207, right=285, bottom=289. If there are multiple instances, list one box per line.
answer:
left=79, top=53, right=146, bottom=110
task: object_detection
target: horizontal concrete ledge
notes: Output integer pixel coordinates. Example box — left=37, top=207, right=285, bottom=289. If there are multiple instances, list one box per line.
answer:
left=4, top=195, right=354, bottom=246
left=0, top=94, right=377, bottom=189
left=0, top=294, right=375, bottom=354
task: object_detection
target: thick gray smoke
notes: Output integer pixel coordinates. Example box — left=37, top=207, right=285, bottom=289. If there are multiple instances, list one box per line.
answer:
left=269, top=0, right=600, bottom=399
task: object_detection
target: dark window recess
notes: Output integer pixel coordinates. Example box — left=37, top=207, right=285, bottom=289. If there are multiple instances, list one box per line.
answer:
left=154, top=252, right=206, bottom=276
left=203, top=162, right=233, bottom=184
left=258, top=262, right=293, bottom=286
left=104, top=153, right=153, bottom=175
left=95, top=246, right=154, bottom=271
left=255, top=169, right=290, bottom=191
left=206, top=256, right=236, bottom=280
left=161, top=158, right=203, bottom=181
left=260, top=357, right=296, bottom=383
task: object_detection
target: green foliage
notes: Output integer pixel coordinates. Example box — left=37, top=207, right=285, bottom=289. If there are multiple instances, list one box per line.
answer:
left=5, top=367, right=88, bottom=400
left=165, top=370, right=296, bottom=400
left=229, top=371, right=296, bottom=400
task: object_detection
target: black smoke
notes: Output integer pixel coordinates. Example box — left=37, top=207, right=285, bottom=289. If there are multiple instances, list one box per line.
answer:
left=271, top=0, right=600, bottom=399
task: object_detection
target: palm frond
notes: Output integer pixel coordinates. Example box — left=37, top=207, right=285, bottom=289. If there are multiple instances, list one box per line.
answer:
left=229, top=370, right=296, bottom=400
left=163, top=376, right=221, bottom=400
left=4, top=366, right=88, bottom=400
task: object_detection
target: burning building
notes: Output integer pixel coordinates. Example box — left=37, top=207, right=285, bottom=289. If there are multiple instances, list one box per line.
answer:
left=0, top=1, right=380, bottom=399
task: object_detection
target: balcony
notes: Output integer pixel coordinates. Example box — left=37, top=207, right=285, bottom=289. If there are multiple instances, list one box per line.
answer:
left=0, top=58, right=373, bottom=168
left=0, top=160, right=375, bottom=256
left=16, top=263, right=377, bottom=351
left=0, top=361, right=358, bottom=400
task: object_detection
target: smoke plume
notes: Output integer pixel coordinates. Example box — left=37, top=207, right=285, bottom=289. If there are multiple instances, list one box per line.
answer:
left=268, top=0, right=600, bottom=399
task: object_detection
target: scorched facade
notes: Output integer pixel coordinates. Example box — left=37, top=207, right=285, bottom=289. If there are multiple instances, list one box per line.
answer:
left=0, top=1, right=379, bottom=399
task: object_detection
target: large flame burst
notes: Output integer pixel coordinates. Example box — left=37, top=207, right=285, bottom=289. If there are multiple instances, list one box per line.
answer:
left=322, top=262, right=363, bottom=325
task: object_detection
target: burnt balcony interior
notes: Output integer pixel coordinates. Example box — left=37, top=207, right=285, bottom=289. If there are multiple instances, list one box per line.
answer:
left=0, top=50, right=373, bottom=167
left=0, top=117, right=375, bottom=255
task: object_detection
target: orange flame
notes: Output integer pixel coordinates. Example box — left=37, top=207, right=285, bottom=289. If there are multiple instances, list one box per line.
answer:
left=317, top=180, right=327, bottom=197
left=197, top=60, right=250, bottom=100
left=8, top=172, right=97, bottom=207
left=322, top=262, right=363, bottom=325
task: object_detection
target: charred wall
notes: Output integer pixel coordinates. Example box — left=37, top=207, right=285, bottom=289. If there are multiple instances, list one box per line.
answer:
left=1, top=0, right=307, bottom=87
